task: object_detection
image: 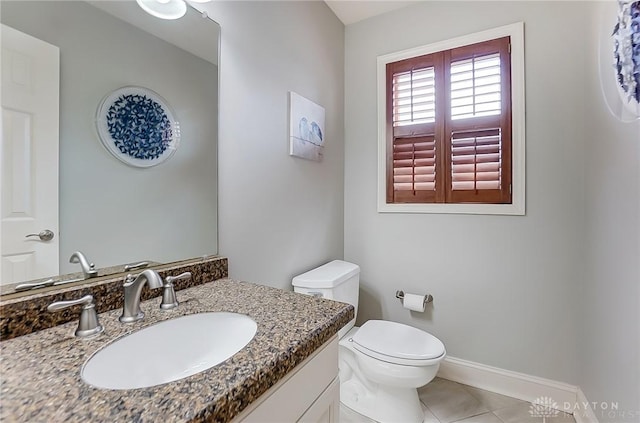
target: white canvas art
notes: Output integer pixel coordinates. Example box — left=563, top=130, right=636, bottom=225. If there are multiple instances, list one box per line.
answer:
left=289, top=91, right=325, bottom=161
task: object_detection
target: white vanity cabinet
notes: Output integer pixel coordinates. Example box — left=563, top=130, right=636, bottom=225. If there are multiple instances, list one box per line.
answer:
left=233, top=336, right=340, bottom=423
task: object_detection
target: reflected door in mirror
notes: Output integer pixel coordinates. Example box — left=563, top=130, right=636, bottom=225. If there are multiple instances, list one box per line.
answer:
left=1, top=25, right=60, bottom=285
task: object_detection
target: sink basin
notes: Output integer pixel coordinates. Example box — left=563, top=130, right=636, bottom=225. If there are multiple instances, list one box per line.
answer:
left=82, top=312, right=257, bottom=390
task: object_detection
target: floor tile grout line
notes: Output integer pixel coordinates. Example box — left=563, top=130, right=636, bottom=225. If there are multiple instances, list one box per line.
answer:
left=460, top=383, right=500, bottom=410
left=424, top=399, right=442, bottom=423
left=459, top=381, right=530, bottom=412
left=447, top=410, right=497, bottom=423
left=491, top=410, right=509, bottom=423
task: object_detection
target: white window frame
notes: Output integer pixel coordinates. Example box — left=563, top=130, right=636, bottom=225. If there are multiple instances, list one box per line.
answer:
left=377, top=22, right=526, bottom=215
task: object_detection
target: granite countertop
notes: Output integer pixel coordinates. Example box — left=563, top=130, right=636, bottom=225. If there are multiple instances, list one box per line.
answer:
left=0, top=278, right=354, bottom=423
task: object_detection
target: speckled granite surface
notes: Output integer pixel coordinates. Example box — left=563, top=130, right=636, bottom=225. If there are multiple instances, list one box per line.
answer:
left=0, top=256, right=228, bottom=340
left=0, top=278, right=354, bottom=423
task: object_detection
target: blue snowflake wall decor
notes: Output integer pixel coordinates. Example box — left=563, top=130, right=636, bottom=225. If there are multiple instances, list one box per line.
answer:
left=107, top=94, right=172, bottom=160
left=96, top=87, right=180, bottom=168
left=613, top=0, right=640, bottom=105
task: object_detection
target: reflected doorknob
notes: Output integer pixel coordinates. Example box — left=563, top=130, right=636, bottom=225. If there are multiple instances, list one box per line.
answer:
left=25, top=229, right=55, bottom=241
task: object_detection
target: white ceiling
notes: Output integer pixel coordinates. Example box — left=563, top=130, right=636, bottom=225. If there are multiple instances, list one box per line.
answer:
left=324, top=1, right=420, bottom=25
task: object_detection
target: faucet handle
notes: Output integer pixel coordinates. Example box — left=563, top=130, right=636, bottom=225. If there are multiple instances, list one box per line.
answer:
left=160, top=272, right=191, bottom=310
left=165, top=272, right=192, bottom=285
left=47, top=294, right=104, bottom=338
left=124, top=261, right=149, bottom=272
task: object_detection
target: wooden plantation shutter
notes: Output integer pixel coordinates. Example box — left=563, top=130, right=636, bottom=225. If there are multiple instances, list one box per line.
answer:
left=392, top=67, right=436, bottom=126
left=445, top=37, right=511, bottom=203
left=387, top=54, right=444, bottom=203
left=450, top=53, right=502, bottom=120
left=386, top=36, right=512, bottom=204
left=392, top=135, right=437, bottom=200
left=450, top=129, right=502, bottom=190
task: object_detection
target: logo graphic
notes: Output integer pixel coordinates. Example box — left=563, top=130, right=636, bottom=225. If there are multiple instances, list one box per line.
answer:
left=530, top=397, right=560, bottom=422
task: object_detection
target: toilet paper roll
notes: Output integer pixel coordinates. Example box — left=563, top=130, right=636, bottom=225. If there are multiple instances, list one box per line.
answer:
left=402, top=293, right=426, bottom=312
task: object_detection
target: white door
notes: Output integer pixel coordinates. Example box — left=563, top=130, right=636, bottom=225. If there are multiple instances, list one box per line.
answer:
left=1, top=24, right=60, bottom=285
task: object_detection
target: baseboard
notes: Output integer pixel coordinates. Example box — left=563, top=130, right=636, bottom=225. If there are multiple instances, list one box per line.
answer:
left=573, top=388, right=600, bottom=423
left=437, top=356, right=578, bottom=414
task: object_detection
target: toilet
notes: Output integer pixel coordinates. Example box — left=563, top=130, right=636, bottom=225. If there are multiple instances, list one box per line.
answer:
left=292, top=260, right=446, bottom=423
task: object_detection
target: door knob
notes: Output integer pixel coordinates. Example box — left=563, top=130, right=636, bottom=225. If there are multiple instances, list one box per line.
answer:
left=25, top=230, right=54, bottom=241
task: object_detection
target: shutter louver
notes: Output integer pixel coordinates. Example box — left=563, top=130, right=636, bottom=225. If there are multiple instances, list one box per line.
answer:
left=392, top=67, right=436, bottom=126
left=450, top=53, right=501, bottom=120
left=451, top=129, right=501, bottom=190
left=393, top=136, right=436, bottom=192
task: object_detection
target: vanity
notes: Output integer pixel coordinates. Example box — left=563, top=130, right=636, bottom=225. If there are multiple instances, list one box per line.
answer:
left=0, top=274, right=353, bottom=422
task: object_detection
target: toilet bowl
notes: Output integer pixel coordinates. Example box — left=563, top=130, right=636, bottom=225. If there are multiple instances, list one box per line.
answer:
left=339, top=321, right=445, bottom=422
left=292, top=260, right=446, bottom=423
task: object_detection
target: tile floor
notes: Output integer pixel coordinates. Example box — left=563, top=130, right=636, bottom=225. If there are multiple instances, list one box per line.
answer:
left=340, top=378, right=576, bottom=423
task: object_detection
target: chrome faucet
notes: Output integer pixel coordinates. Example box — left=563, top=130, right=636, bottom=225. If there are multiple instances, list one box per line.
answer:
left=119, top=269, right=163, bottom=323
left=69, top=251, right=98, bottom=278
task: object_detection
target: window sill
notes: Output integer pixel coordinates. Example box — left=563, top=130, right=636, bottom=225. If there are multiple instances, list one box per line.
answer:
left=377, top=202, right=525, bottom=216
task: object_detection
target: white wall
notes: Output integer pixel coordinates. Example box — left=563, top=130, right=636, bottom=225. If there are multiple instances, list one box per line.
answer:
left=344, top=1, right=590, bottom=384
left=205, top=1, right=345, bottom=290
left=2, top=2, right=218, bottom=273
left=581, top=2, right=640, bottom=419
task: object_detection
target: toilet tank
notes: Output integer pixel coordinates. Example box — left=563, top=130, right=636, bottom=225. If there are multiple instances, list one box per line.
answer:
left=292, top=260, right=360, bottom=336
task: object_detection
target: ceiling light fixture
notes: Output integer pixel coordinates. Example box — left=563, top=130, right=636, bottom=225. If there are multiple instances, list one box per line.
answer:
left=135, top=0, right=187, bottom=20
left=135, top=0, right=214, bottom=20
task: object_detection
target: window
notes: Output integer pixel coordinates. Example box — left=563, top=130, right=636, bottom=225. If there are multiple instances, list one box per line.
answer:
left=377, top=23, right=525, bottom=215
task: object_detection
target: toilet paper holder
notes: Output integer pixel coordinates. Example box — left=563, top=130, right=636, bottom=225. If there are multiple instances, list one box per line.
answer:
left=395, top=290, right=433, bottom=306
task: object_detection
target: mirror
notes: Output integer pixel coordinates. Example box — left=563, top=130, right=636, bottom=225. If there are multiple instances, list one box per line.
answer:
left=0, top=0, right=219, bottom=297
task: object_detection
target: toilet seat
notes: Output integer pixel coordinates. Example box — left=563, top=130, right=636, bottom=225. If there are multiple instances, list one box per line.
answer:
left=351, top=320, right=445, bottom=366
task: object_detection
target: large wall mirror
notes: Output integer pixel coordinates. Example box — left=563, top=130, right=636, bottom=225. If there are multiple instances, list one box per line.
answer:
left=0, top=1, right=219, bottom=297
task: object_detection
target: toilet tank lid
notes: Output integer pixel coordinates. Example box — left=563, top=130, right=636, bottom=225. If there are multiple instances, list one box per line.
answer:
left=292, top=260, right=360, bottom=288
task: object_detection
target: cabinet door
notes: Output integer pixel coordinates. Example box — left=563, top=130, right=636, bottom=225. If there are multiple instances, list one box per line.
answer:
left=298, top=377, right=340, bottom=423
left=234, top=336, right=338, bottom=423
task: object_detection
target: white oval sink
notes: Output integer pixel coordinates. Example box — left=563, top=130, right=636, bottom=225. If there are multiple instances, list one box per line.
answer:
left=82, top=312, right=257, bottom=390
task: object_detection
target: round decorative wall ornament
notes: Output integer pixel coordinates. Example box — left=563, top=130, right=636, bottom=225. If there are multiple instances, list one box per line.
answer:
left=610, top=0, right=640, bottom=119
left=96, top=86, right=180, bottom=167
